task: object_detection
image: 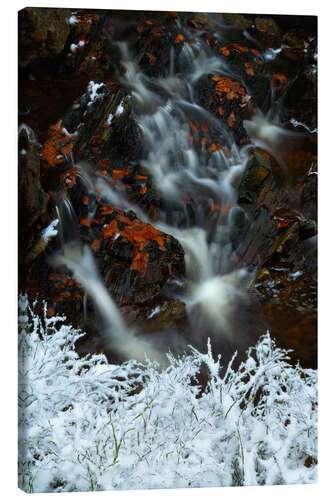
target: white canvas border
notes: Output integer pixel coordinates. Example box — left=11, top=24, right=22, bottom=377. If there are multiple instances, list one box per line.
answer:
left=2, top=1, right=330, bottom=499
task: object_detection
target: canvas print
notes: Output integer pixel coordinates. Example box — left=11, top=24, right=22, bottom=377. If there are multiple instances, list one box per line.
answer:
left=18, top=7, right=317, bottom=493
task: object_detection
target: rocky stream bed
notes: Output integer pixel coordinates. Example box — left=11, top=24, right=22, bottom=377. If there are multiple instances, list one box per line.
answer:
left=18, top=8, right=317, bottom=368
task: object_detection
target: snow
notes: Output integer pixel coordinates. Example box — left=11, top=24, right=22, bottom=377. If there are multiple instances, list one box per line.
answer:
left=18, top=122, right=38, bottom=144
left=147, top=306, right=161, bottom=319
left=290, top=270, right=303, bottom=279
left=87, top=81, right=105, bottom=106
left=106, top=112, right=113, bottom=125
left=263, top=48, right=282, bottom=61
left=18, top=297, right=317, bottom=493
left=20, top=149, right=27, bottom=156
left=115, top=100, right=124, bottom=116
left=41, top=219, right=59, bottom=242
left=68, top=15, right=79, bottom=25
left=289, top=118, right=317, bottom=134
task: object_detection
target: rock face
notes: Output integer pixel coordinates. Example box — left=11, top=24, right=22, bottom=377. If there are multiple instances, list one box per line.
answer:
left=236, top=145, right=317, bottom=366
left=18, top=8, right=317, bottom=366
left=19, top=76, right=185, bottom=344
left=18, top=8, right=71, bottom=68
left=18, top=124, right=50, bottom=267
left=81, top=205, right=185, bottom=306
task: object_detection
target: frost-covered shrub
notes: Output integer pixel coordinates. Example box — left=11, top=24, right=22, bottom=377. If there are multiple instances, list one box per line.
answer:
left=18, top=296, right=317, bottom=493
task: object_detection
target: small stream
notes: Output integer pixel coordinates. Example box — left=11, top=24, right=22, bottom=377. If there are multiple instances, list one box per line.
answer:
left=24, top=12, right=316, bottom=368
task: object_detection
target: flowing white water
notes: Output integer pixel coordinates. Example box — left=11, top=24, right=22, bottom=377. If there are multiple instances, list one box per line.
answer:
left=118, top=42, right=253, bottom=337
left=54, top=36, right=273, bottom=362
left=54, top=244, right=168, bottom=367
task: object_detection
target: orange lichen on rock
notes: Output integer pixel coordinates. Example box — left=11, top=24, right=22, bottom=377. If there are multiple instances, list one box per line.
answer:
left=47, top=270, right=83, bottom=306
left=91, top=238, right=102, bottom=252
left=112, top=168, right=130, bottom=180
left=189, top=121, right=198, bottom=132
left=100, top=205, right=114, bottom=215
left=244, top=61, right=255, bottom=76
left=102, top=219, right=119, bottom=239
left=41, top=120, right=76, bottom=168
left=175, top=34, right=184, bottom=43
left=211, top=143, right=222, bottom=152
left=221, top=43, right=249, bottom=56
left=98, top=159, right=110, bottom=168
left=151, top=26, right=164, bottom=37
left=274, top=216, right=292, bottom=229
left=101, top=211, right=168, bottom=277
left=270, top=72, right=288, bottom=91
left=130, top=247, right=150, bottom=277
left=212, top=76, right=246, bottom=101
left=61, top=167, right=77, bottom=189
left=73, top=13, right=100, bottom=32
left=146, top=52, right=156, bottom=63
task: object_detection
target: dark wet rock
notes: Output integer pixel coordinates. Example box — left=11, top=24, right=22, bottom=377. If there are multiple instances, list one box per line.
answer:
left=235, top=145, right=317, bottom=367
left=121, top=298, right=187, bottom=333
left=218, top=43, right=271, bottom=110
left=269, top=15, right=317, bottom=37
left=60, top=12, right=103, bottom=75
left=146, top=299, right=186, bottom=326
left=254, top=16, right=281, bottom=50
left=18, top=125, right=48, bottom=232
left=253, top=233, right=317, bottom=369
left=221, top=13, right=252, bottom=30
left=84, top=205, right=185, bottom=306
left=283, top=63, right=317, bottom=131
left=194, top=75, right=251, bottom=145
left=24, top=202, right=185, bottom=337
left=18, top=125, right=50, bottom=267
left=18, top=7, right=71, bottom=69
left=228, top=207, right=248, bottom=251
left=18, top=76, right=93, bottom=144
left=237, top=147, right=317, bottom=270
left=74, top=85, right=142, bottom=165
left=133, top=13, right=190, bottom=78
left=237, top=151, right=271, bottom=207
left=55, top=80, right=160, bottom=216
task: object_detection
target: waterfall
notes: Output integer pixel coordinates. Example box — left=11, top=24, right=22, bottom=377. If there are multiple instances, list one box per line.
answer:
left=51, top=34, right=289, bottom=363
left=54, top=244, right=168, bottom=367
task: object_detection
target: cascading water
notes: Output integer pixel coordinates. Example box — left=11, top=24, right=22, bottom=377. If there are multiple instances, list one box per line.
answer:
left=52, top=32, right=260, bottom=363
left=116, top=40, right=255, bottom=347
left=51, top=19, right=313, bottom=365
left=53, top=244, right=168, bottom=366
left=17, top=11, right=318, bottom=494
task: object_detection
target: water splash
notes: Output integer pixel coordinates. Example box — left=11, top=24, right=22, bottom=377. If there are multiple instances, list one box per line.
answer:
left=53, top=244, right=167, bottom=367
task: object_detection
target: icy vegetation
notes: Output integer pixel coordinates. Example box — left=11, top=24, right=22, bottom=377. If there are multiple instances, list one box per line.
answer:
left=18, top=296, right=317, bottom=493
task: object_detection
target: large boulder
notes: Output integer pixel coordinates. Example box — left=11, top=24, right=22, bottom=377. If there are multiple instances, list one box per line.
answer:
left=18, top=7, right=71, bottom=68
